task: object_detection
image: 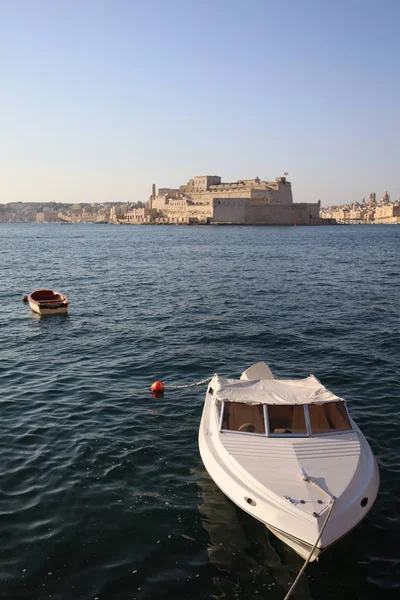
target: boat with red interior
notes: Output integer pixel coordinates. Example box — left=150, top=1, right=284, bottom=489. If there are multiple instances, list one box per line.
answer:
left=23, top=289, right=69, bottom=315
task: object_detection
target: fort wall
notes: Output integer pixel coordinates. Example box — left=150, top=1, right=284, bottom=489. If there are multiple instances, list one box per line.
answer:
left=212, top=200, right=321, bottom=225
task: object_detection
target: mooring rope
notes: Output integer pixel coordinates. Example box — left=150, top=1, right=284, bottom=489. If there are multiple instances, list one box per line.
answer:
left=163, top=377, right=212, bottom=389
left=283, top=469, right=336, bottom=600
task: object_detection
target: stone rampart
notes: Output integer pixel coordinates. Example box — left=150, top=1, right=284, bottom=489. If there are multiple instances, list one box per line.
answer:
left=212, top=201, right=321, bottom=225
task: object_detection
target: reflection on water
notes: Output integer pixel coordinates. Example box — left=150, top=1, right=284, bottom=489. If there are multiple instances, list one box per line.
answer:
left=196, top=466, right=311, bottom=599
left=27, top=310, right=70, bottom=322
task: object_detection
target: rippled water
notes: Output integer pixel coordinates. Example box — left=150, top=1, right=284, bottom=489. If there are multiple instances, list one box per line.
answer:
left=0, top=223, right=399, bottom=600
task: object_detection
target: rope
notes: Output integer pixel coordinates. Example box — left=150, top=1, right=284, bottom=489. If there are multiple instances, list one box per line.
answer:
left=283, top=470, right=336, bottom=600
left=163, top=377, right=212, bottom=389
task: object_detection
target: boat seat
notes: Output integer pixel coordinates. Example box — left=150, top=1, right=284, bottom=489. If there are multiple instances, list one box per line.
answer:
left=272, top=428, right=293, bottom=434
left=238, top=423, right=256, bottom=433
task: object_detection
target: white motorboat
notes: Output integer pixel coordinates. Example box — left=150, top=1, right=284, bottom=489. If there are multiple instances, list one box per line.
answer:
left=199, top=362, right=379, bottom=562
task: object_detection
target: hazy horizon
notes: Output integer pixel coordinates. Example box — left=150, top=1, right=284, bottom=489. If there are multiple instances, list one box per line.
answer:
left=1, top=0, right=399, bottom=207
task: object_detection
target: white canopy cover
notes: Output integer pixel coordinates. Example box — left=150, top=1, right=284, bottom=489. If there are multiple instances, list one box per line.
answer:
left=211, top=374, right=344, bottom=406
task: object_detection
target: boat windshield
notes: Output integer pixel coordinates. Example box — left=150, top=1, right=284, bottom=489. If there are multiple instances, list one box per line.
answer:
left=267, top=405, right=307, bottom=435
left=308, top=401, right=352, bottom=434
left=222, top=402, right=265, bottom=434
left=219, top=400, right=353, bottom=437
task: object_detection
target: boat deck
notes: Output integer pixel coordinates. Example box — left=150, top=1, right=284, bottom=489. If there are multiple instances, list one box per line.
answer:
left=220, top=432, right=360, bottom=516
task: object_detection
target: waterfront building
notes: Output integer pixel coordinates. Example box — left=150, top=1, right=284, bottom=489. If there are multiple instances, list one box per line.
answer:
left=320, top=190, right=400, bottom=224
left=349, top=208, right=363, bottom=221
left=35, top=211, right=60, bottom=222
left=144, top=175, right=325, bottom=225
left=375, top=204, right=400, bottom=223
left=121, top=207, right=151, bottom=224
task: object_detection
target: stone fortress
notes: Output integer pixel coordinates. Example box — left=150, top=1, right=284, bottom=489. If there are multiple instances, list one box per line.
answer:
left=119, top=175, right=328, bottom=225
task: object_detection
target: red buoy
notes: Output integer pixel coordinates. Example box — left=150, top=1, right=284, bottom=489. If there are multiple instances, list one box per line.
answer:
left=151, top=381, right=164, bottom=393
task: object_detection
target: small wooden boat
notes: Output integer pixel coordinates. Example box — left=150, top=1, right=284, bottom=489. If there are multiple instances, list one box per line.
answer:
left=23, top=289, right=69, bottom=315
left=199, top=362, right=379, bottom=563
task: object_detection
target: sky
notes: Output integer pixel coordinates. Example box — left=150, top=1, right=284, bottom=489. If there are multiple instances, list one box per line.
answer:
left=1, top=0, right=399, bottom=206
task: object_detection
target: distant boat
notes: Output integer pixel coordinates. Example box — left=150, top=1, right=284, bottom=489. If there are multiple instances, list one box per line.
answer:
left=23, top=289, right=69, bottom=315
left=199, top=361, right=379, bottom=562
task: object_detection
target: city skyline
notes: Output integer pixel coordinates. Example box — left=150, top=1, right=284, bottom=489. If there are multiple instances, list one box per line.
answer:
left=1, top=181, right=398, bottom=210
left=1, top=0, right=399, bottom=207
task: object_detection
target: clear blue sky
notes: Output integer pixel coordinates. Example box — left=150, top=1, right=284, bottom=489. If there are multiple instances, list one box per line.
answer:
left=1, top=0, right=399, bottom=206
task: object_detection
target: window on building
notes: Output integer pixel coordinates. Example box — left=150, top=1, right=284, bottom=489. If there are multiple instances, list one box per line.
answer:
left=308, top=402, right=352, bottom=434
left=222, top=402, right=265, bottom=434
left=267, top=405, right=307, bottom=435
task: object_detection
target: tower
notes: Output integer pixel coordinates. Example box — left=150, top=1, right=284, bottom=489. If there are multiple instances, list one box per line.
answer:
left=149, top=183, right=156, bottom=210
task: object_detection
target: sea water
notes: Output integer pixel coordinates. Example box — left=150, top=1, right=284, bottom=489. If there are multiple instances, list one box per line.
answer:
left=0, top=223, right=399, bottom=599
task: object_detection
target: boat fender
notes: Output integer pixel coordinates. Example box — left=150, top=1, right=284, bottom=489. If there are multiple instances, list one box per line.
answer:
left=22, top=295, right=28, bottom=302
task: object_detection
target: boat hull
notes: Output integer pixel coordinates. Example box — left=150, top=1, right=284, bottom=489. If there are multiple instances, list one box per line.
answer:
left=266, top=524, right=322, bottom=561
left=199, top=430, right=322, bottom=562
left=28, top=300, right=68, bottom=315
